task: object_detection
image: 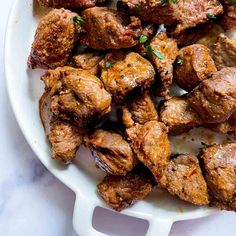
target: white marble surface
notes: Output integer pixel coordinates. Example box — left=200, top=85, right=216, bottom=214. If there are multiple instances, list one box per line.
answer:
left=1, top=1, right=236, bottom=235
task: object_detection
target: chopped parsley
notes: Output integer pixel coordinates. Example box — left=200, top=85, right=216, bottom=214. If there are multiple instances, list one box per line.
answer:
left=73, top=16, right=85, bottom=25
left=135, top=5, right=142, bottom=12
left=206, top=13, right=217, bottom=21
left=146, top=45, right=164, bottom=60
left=105, top=62, right=113, bottom=68
left=161, top=0, right=177, bottom=4
left=228, top=0, right=236, bottom=4
left=176, top=57, right=183, bottom=66
left=139, top=35, right=148, bottom=44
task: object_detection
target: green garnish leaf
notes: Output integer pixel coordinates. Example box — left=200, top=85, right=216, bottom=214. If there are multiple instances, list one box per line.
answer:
left=161, top=0, right=177, bottom=4
left=228, top=0, right=236, bottom=4
left=105, top=62, right=113, bottom=68
left=206, top=13, right=217, bottom=21
left=136, top=5, right=142, bottom=12
left=73, top=15, right=85, bottom=25
left=139, top=35, right=148, bottom=44
left=176, top=57, right=183, bottom=66
left=145, top=45, right=164, bottom=60
left=153, top=50, right=164, bottom=60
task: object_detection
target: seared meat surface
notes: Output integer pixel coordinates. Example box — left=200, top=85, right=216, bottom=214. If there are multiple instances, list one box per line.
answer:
left=100, top=51, right=155, bottom=103
left=49, top=121, right=84, bottom=164
left=127, top=121, right=171, bottom=181
left=118, top=0, right=223, bottom=36
left=160, top=154, right=209, bottom=205
left=84, top=130, right=136, bottom=175
left=174, top=44, right=217, bottom=92
left=221, top=0, right=236, bottom=31
left=97, top=165, right=155, bottom=211
left=120, top=92, right=158, bottom=128
left=71, top=52, right=104, bottom=75
left=149, top=32, right=179, bottom=97
left=79, top=7, right=143, bottom=50
left=188, top=67, right=236, bottom=123
left=39, top=92, right=84, bottom=163
left=28, top=9, right=79, bottom=69
left=41, top=67, right=111, bottom=127
left=200, top=143, right=236, bottom=211
left=38, top=0, right=105, bottom=9
left=212, top=34, right=236, bottom=70
left=208, top=112, right=236, bottom=135
left=160, top=96, right=203, bottom=135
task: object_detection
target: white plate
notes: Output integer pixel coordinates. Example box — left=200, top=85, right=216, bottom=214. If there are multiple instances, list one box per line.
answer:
left=6, top=0, right=232, bottom=235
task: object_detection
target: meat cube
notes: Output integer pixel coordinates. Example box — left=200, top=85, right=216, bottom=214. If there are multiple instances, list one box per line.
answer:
left=117, top=0, right=223, bottom=36
left=28, top=9, right=80, bottom=69
left=79, top=7, right=143, bottom=50
left=207, top=111, right=236, bottom=135
left=37, top=0, right=105, bottom=9
left=128, top=121, right=171, bottom=181
left=49, top=121, right=84, bottom=164
left=41, top=67, right=111, bottom=127
left=220, top=0, right=236, bottom=31
left=212, top=34, right=236, bottom=70
left=71, top=52, right=104, bottom=75
left=100, top=51, right=155, bottom=103
left=97, top=165, right=155, bottom=211
left=120, top=92, right=158, bottom=128
left=160, top=154, right=209, bottom=205
left=174, top=44, right=217, bottom=92
left=149, top=32, right=179, bottom=97
left=83, top=130, right=136, bottom=175
left=159, top=96, right=203, bottom=135
left=200, top=143, right=236, bottom=211
left=39, top=93, right=84, bottom=164
left=188, top=67, right=236, bottom=123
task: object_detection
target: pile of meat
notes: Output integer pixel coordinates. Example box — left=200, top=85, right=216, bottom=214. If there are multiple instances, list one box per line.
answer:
left=30, top=0, right=236, bottom=212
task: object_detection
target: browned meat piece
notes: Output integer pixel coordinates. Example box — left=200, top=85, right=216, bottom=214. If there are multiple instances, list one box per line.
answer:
left=71, top=52, right=104, bottom=75
left=120, top=92, right=158, bottom=128
left=188, top=67, right=236, bottom=123
left=159, top=96, right=203, bottom=135
left=79, top=7, right=143, bottom=50
left=38, top=0, right=105, bottom=9
left=49, top=121, right=84, bottom=164
left=148, top=32, right=178, bottom=97
left=41, top=67, right=111, bottom=127
left=84, top=130, right=136, bottom=175
left=160, top=154, right=209, bottom=205
left=200, top=143, right=236, bottom=211
left=97, top=165, right=155, bottom=211
left=174, top=22, right=213, bottom=46
left=212, top=34, right=236, bottom=70
left=128, top=121, right=171, bottom=181
left=208, top=112, right=236, bottom=135
left=100, top=51, right=155, bottom=103
left=39, top=92, right=84, bottom=164
left=39, top=92, right=54, bottom=136
left=220, top=0, right=236, bottom=31
left=118, top=0, right=223, bottom=36
left=28, top=9, right=80, bottom=69
left=174, top=44, right=217, bottom=92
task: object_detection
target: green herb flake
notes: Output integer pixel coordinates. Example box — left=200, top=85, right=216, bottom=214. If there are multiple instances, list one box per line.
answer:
left=139, top=35, right=148, bottom=44
left=176, top=57, right=183, bottom=66
left=161, top=0, right=177, bottom=4
left=105, top=62, right=113, bottom=68
left=153, top=50, right=164, bottom=60
left=206, top=13, right=217, bottom=21
left=136, top=5, right=142, bottom=12
left=73, top=15, right=85, bottom=25
left=145, top=45, right=164, bottom=60
left=228, top=0, right=236, bottom=4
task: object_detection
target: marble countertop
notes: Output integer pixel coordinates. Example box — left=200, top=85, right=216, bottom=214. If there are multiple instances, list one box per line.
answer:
left=1, top=1, right=235, bottom=235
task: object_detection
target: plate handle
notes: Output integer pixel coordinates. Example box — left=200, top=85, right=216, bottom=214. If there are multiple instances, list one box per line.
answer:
left=73, top=194, right=107, bottom=236
left=146, top=218, right=173, bottom=236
